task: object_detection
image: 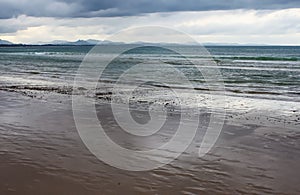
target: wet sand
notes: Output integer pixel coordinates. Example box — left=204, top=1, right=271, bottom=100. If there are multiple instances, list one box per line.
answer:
left=0, top=90, right=300, bottom=194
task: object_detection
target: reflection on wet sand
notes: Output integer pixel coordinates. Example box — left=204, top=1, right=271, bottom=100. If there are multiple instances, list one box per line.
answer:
left=0, top=91, right=299, bottom=194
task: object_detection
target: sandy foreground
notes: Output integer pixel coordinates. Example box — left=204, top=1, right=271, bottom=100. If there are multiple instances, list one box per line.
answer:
left=0, top=90, right=299, bottom=195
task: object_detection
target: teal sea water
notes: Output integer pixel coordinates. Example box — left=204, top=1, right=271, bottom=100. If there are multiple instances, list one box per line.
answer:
left=0, top=45, right=299, bottom=102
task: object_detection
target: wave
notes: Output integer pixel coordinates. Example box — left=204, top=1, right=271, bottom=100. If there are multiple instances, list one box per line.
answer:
left=0, top=85, right=73, bottom=95
left=217, top=56, right=298, bottom=61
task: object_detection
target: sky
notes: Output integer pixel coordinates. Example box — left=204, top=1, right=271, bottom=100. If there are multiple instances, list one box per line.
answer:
left=0, top=0, right=300, bottom=45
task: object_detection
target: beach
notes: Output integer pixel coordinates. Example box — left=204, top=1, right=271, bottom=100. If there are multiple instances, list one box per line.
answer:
left=0, top=89, right=299, bottom=194
left=0, top=45, right=300, bottom=194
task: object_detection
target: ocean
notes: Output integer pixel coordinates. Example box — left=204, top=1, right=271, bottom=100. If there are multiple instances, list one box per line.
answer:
left=0, top=45, right=299, bottom=100
left=0, top=45, right=299, bottom=124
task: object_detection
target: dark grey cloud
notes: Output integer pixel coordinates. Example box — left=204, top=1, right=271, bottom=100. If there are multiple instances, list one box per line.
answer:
left=0, top=0, right=300, bottom=19
left=0, top=25, right=25, bottom=33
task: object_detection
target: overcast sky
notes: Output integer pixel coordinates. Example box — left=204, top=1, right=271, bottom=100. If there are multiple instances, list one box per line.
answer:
left=0, top=0, right=300, bottom=45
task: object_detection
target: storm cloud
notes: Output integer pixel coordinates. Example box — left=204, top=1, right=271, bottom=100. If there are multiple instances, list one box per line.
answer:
left=1, top=8, right=300, bottom=45
left=1, top=0, right=300, bottom=19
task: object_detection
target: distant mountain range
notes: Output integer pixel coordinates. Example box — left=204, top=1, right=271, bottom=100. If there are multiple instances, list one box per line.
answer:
left=0, top=39, right=285, bottom=46
left=0, top=39, right=120, bottom=46
left=38, top=39, right=124, bottom=45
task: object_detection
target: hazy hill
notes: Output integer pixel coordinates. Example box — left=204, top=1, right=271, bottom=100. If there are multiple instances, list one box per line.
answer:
left=0, top=39, right=13, bottom=45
